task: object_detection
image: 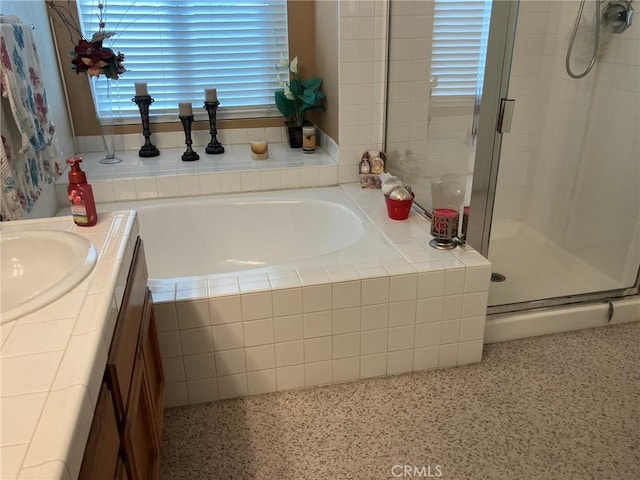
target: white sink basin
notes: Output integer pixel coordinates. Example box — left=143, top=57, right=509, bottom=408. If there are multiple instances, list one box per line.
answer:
left=1, top=230, right=98, bottom=323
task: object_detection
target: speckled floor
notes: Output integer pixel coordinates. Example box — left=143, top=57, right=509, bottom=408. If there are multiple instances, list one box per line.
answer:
left=160, top=322, right=640, bottom=480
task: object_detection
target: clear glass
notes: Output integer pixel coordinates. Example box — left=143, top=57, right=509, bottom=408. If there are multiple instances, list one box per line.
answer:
left=89, top=77, right=122, bottom=164
left=486, top=0, right=640, bottom=307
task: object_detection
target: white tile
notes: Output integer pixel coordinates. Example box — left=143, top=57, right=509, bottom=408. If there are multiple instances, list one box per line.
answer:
left=156, top=175, right=180, bottom=197
left=0, top=392, right=48, bottom=446
left=180, top=326, right=214, bottom=355
left=247, top=369, right=277, bottom=395
left=244, top=318, right=274, bottom=347
left=462, top=291, right=489, bottom=318
left=333, top=333, right=360, bottom=359
left=215, top=349, right=246, bottom=376
left=176, top=299, right=211, bottom=329
left=276, top=365, right=305, bottom=391
left=413, top=346, right=439, bottom=371
left=275, top=340, right=304, bottom=367
left=332, top=357, right=360, bottom=383
left=162, top=356, right=186, bottom=383
left=387, top=325, right=414, bottom=351
left=219, top=172, right=242, bottom=193
left=361, top=304, right=389, bottom=330
left=438, top=343, right=459, bottom=368
left=272, top=288, right=303, bottom=317
left=1, top=317, right=75, bottom=358
left=209, top=295, right=242, bottom=325
left=464, top=266, right=491, bottom=293
left=0, top=351, right=63, bottom=396
left=332, top=307, right=361, bottom=334
left=217, top=373, right=248, bottom=399
left=134, top=176, right=158, bottom=199
left=153, top=303, right=178, bottom=331
left=241, top=291, right=273, bottom=321
left=304, top=336, right=332, bottom=362
left=305, top=361, right=332, bottom=386
left=187, top=378, right=219, bottom=404
left=388, top=301, right=417, bottom=327
left=199, top=172, right=221, bottom=195
left=361, top=276, right=390, bottom=305
left=416, top=297, right=443, bottom=324
left=460, top=315, right=486, bottom=342
left=361, top=329, right=387, bottom=355
left=22, top=385, right=92, bottom=480
left=183, top=353, right=216, bottom=380
left=112, top=178, right=136, bottom=201
left=164, top=382, right=189, bottom=408
left=417, top=270, right=445, bottom=298
left=444, top=268, right=466, bottom=295
left=304, top=311, right=332, bottom=338
left=360, top=353, right=387, bottom=378
left=158, top=330, right=182, bottom=358
left=457, top=340, right=484, bottom=365
left=245, top=344, right=276, bottom=371
left=212, top=323, right=244, bottom=351
left=16, top=461, right=70, bottom=479
left=332, top=281, right=361, bottom=309
left=177, top=174, right=201, bottom=196
left=442, top=295, right=463, bottom=321
left=415, top=322, right=441, bottom=348
left=389, top=274, right=418, bottom=302
left=387, top=349, right=413, bottom=375
left=441, top=320, right=461, bottom=344
left=274, top=314, right=303, bottom=342
left=303, top=284, right=332, bottom=312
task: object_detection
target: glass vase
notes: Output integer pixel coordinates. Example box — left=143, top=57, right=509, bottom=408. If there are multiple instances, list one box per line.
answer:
left=89, top=77, right=122, bottom=164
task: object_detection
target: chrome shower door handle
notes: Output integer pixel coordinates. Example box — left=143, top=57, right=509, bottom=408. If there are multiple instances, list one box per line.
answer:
left=497, top=98, right=515, bottom=134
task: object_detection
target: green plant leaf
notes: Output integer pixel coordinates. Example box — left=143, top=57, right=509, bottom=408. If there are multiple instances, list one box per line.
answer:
left=275, top=90, right=294, bottom=118
left=301, top=77, right=322, bottom=90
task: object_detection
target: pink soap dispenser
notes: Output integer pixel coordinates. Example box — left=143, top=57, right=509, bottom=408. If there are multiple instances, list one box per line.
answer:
left=67, top=156, right=98, bottom=227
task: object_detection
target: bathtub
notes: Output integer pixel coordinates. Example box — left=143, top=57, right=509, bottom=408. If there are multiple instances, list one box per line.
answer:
left=59, top=184, right=491, bottom=406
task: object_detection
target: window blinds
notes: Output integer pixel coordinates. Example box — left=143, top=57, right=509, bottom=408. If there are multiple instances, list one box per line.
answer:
left=431, top=0, right=492, bottom=97
left=77, top=0, right=289, bottom=122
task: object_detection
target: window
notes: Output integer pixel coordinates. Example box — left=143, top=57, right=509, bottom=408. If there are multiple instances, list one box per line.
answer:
left=430, top=0, right=492, bottom=97
left=77, top=0, right=289, bottom=123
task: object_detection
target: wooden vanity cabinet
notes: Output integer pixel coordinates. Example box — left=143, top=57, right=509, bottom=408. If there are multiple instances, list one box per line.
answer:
left=79, top=238, right=164, bottom=480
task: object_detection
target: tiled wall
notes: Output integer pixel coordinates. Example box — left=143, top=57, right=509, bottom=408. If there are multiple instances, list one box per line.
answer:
left=150, top=185, right=491, bottom=406
left=337, top=0, right=389, bottom=184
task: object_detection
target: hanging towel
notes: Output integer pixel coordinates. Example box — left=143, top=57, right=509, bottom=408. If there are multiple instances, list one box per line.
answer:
left=0, top=17, right=62, bottom=220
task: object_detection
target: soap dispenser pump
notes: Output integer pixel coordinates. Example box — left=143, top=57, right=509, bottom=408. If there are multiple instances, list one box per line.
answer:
left=67, top=156, right=98, bottom=226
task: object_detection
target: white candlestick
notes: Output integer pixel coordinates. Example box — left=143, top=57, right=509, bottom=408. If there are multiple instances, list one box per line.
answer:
left=135, top=82, right=148, bottom=96
left=179, top=102, right=193, bottom=117
left=205, top=88, right=218, bottom=102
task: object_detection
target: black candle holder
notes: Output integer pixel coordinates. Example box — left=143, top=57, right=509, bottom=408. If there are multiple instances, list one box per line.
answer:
left=179, top=115, right=199, bottom=161
left=132, top=95, right=160, bottom=157
left=203, top=100, right=224, bottom=154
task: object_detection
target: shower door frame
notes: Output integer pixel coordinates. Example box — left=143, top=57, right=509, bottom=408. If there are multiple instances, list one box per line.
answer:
left=467, top=0, right=640, bottom=315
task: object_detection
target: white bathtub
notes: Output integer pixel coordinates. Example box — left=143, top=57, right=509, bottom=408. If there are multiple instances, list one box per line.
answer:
left=60, top=187, right=402, bottom=280
left=59, top=184, right=491, bottom=406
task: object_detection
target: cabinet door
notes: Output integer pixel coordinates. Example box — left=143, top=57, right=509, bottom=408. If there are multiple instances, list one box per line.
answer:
left=78, top=383, right=120, bottom=480
left=106, top=238, right=148, bottom=422
left=141, top=289, right=164, bottom=436
left=123, top=350, right=160, bottom=480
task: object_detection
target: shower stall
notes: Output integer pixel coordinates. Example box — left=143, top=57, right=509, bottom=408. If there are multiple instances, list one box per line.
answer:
left=385, top=0, right=639, bottom=338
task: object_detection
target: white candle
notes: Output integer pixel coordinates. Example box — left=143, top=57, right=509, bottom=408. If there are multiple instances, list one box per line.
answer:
left=205, top=88, right=218, bottom=102
left=251, top=140, right=268, bottom=160
left=135, top=82, right=148, bottom=96
left=178, top=102, right=193, bottom=116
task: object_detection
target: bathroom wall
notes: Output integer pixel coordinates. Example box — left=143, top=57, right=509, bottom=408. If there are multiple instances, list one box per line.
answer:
left=493, top=0, right=639, bottom=283
left=1, top=1, right=74, bottom=219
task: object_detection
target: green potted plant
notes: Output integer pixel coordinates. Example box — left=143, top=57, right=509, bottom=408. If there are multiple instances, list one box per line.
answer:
left=275, top=56, right=324, bottom=148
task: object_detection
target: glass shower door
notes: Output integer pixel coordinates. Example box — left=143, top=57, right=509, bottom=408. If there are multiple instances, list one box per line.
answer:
left=470, top=0, right=640, bottom=311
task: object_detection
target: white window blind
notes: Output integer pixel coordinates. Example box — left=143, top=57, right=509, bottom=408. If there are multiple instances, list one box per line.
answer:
left=431, top=0, right=492, bottom=97
left=77, top=0, right=289, bottom=123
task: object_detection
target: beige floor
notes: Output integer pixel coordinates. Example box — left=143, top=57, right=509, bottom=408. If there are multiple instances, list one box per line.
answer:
left=160, top=322, right=640, bottom=480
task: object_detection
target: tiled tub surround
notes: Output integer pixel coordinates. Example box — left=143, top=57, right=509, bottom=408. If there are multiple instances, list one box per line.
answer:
left=55, top=130, right=339, bottom=204
left=0, top=212, right=138, bottom=480
left=118, top=184, right=491, bottom=407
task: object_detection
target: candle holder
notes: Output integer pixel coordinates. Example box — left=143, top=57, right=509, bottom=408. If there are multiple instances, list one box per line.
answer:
left=179, top=115, right=199, bottom=161
left=203, top=100, right=224, bottom=154
left=132, top=95, right=160, bottom=157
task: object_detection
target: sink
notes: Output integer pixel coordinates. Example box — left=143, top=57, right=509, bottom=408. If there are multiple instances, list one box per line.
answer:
left=1, top=230, right=98, bottom=323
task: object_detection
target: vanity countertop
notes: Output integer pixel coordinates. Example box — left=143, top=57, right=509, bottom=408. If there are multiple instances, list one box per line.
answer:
left=0, top=211, right=139, bottom=480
